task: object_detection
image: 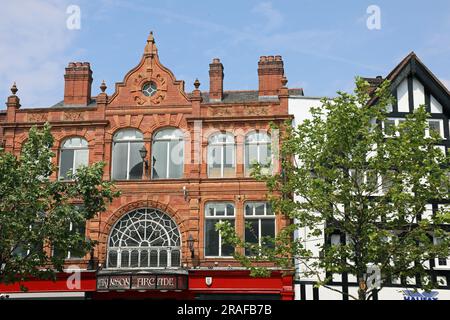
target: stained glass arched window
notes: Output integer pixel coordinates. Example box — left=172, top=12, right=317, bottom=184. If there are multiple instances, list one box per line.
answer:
left=107, top=208, right=181, bottom=269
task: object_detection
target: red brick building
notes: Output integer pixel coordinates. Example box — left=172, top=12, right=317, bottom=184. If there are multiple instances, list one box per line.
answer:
left=0, top=32, right=301, bottom=300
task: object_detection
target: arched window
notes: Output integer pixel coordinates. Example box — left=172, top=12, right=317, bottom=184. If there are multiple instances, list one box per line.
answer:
left=245, top=131, right=272, bottom=176
left=59, top=137, right=89, bottom=180
left=208, top=132, right=235, bottom=178
left=151, top=128, right=184, bottom=179
left=107, top=208, right=181, bottom=269
left=112, top=129, right=144, bottom=180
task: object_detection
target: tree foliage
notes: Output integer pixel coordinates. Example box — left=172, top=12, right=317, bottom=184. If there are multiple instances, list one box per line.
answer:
left=218, top=77, right=450, bottom=299
left=0, top=124, right=119, bottom=287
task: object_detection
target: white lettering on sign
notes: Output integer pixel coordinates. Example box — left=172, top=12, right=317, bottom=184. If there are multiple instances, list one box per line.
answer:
left=109, top=276, right=130, bottom=289
left=97, top=274, right=184, bottom=291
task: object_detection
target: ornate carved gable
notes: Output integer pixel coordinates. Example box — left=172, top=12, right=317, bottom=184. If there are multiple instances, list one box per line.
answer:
left=108, top=32, right=190, bottom=107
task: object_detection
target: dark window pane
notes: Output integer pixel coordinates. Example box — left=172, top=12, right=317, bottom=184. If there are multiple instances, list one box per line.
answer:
left=226, top=204, right=234, bottom=216
left=245, top=219, right=259, bottom=256
left=171, top=250, right=180, bottom=267
left=69, top=220, right=86, bottom=259
left=384, top=120, right=396, bottom=135
left=160, top=249, right=168, bottom=267
left=221, top=220, right=235, bottom=256
left=112, top=142, right=128, bottom=180
left=245, top=204, right=253, bottom=216
left=215, top=204, right=225, bottom=216
left=429, top=121, right=441, bottom=136
left=59, top=149, right=74, bottom=179
left=121, top=250, right=129, bottom=267
left=255, top=203, right=265, bottom=215
left=52, top=246, right=66, bottom=259
left=12, top=244, right=27, bottom=258
left=150, top=250, right=158, bottom=267
left=129, top=142, right=144, bottom=179
left=152, top=140, right=168, bottom=179
left=261, top=219, right=275, bottom=249
left=108, top=251, right=117, bottom=268
left=205, top=220, right=219, bottom=256
left=140, top=250, right=149, bottom=268
left=130, top=250, right=139, bottom=267
left=366, top=171, right=378, bottom=191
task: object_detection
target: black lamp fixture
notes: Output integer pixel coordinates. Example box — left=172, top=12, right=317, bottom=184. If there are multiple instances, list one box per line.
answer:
left=187, top=234, right=195, bottom=259
left=139, top=145, right=149, bottom=169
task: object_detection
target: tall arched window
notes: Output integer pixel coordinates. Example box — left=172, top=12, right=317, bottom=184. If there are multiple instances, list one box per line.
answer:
left=59, top=137, right=89, bottom=180
left=245, top=131, right=272, bottom=176
left=107, top=208, right=181, bottom=269
left=112, top=129, right=144, bottom=180
left=151, top=128, right=184, bottom=179
left=208, top=132, right=235, bottom=178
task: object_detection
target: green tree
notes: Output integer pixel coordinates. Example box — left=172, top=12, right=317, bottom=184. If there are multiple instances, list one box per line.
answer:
left=0, top=123, right=119, bottom=288
left=218, top=77, right=450, bottom=300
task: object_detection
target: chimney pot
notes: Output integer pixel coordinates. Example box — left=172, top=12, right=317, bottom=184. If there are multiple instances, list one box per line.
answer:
left=209, top=58, right=224, bottom=102
left=258, top=55, right=284, bottom=97
left=64, top=61, right=93, bottom=106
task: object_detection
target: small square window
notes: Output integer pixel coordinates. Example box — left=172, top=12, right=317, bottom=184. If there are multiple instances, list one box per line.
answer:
left=384, top=119, right=396, bottom=135
left=429, top=120, right=442, bottom=137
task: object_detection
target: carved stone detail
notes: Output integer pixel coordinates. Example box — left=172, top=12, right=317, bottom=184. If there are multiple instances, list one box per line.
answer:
left=28, top=113, right=48, bottom=122
left=131, top=73, right=168, bottom=106
left=209, top=106, right=232, bottom=117
left=246, top=106, right=269, bottom=116
left=63, top=111, right=84, bottom=121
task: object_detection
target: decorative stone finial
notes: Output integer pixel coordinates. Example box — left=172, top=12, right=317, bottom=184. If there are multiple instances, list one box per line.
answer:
left=145, top=31, right=157, bottom=55
left=281, top=76, right=288, bottom=87
left=100, top=80, right=107, bottom=93
left=10, top=82, right=18, bottom=95
left=194, top=79, right=200, bottom=89
left=147, top=31, right=155, bottom=44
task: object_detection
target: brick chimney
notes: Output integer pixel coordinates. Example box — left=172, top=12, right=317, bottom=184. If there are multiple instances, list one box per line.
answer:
left=64, top=62, right=93, bottom=105
left=209, top=58, right=224, bottom=102
left=258, top=55, right=284, bottom=97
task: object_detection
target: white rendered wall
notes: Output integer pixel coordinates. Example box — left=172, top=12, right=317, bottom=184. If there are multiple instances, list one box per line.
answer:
left=397, top=78, right=410, bottom=112
left=413, top=78, right=425, bottom=109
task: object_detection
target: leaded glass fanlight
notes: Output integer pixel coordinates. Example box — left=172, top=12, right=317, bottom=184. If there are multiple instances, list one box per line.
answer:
left=107, top=208, right=181, bottom=269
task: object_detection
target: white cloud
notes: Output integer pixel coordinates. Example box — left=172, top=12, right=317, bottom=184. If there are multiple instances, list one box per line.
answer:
left=251, top=2, right=283, bottom=32
left=0, top=0, right=76, bottom=107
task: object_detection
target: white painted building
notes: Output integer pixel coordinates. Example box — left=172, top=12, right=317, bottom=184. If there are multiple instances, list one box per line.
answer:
left=288, top=52, right=450, bottom=300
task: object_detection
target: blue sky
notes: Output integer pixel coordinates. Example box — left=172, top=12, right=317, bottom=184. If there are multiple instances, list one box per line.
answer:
left=1, top=0, right=450, bottom=107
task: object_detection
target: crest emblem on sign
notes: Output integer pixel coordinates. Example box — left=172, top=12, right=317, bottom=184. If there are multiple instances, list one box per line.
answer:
left=205, top=277, right=213, bottom=286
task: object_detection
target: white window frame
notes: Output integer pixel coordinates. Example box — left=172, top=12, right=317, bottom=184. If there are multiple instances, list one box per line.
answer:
left=66, top=221, right=86, bottom=259
left=207, top=133, right=236, bottom=178
left=111, top=129, right=144, bottom=180
left=204, top=202, right=235, bottom=258
left=426, top=119, right=445, bottom=139
left=382, top=118, right=406, bottom=137
left=244, top=131, right=273, bottom=176
left=59, top=137, right=89, bottom=180
left=151, top=128, right=184, bottom=180
left=244, top=202, right=276, bottom=253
